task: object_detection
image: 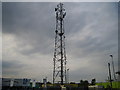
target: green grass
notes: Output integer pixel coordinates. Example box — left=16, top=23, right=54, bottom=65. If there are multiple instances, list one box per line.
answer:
left=96, top=81, right=120, bottom=88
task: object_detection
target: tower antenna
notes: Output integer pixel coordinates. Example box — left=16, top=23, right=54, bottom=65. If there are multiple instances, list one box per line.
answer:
left=53, top=3, right=67, bottom=85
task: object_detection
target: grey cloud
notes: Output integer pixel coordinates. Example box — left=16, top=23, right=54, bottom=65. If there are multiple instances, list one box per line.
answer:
left=2, top=2, right=57, bottom=55
left=3, top=2, right=56, bottom=34
left=2, top=2, right=118, bottom=82
left=2, top=60, right=26, bottom=77
left=66, top=3, right=118, bottom=59
left=2, top=60, right=24, bottom=69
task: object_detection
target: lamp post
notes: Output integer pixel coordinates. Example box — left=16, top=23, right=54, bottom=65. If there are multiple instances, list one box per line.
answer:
left=110, top=55, right=116, bottom=81
left=67, top=68, right=69, bottom=83
left=108, top=63, right=112, bottom=89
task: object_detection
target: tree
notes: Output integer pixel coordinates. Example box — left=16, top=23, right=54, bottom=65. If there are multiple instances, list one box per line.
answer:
left=80, top=80, right=83, bottom=84
left=84, top=80, right=89, bottom=86
left=91, top=78, right=96, bottom=85
left=47, top=82, right=52, bottom=84
left=79, top=80, right=89, bottom=88
left=70, top=82, right=75, bottom=84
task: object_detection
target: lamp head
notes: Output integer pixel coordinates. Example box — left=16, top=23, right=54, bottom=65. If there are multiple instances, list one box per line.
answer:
left=110, top=55, right=113, bottom=57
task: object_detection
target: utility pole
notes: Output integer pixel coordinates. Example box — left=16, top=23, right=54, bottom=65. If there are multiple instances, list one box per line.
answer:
left=110, top=55, right=116, bottom=81
left=108, top=63, right=112, bottom=89
left=53, top=3, right=67, bottom=85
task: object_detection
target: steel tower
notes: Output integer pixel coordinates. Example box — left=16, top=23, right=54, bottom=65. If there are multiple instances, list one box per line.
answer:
left=53, top=3, right=67, bottom=85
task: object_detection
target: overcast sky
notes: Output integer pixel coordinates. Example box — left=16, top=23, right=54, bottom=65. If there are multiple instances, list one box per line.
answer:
left=2, top=2, right=118, bottom=83
left=1, top=0, right=119, bottom=2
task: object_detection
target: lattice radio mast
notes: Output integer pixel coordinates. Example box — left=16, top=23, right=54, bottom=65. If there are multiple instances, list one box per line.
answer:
left=53, top=3, right=67, bottom=85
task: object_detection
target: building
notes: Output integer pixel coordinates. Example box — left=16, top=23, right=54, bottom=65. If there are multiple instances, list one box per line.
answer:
left=2, top=78, right=31, bottom=87
left=116, top=71, right=120, bottom=81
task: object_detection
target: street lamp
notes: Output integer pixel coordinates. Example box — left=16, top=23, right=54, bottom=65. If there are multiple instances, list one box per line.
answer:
left=110, top=55, right=116, bottom=81
left=67, top=68, right=69, bottom=83
left=108, top=63, right=112, bottom=88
